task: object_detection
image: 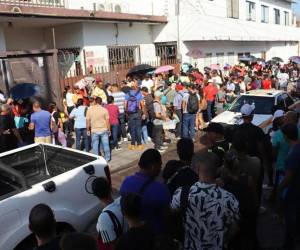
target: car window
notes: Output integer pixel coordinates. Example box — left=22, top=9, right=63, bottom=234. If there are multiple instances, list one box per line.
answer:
left=229, top=96, right=275, bottom=115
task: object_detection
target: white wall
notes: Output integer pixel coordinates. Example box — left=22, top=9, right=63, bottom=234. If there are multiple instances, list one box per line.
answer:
left=183, top=40, right=299, bottom=70
left=4, top=28, right=49, bottom=51
left=0, top=26, right=6, bottom=52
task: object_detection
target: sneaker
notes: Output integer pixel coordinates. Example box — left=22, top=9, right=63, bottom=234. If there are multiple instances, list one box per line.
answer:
left=136, top=145, right=145, bottom=150
left=163, top=142, right=169, bottom=146
left=118, top=141, right=122, bottom=145
left=115, top=147, right=122, bottom=151
left=123, top=138, right=128, bottom=142
left=128, top=145, right=135, bottom=150
left=147, top=137, right=152, bottom=142
left=160, top=146, right=168, bottom=150
left=175, top=137, right=181, bottom=140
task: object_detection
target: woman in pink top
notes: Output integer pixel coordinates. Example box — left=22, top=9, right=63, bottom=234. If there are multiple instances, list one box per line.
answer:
left=105, top=96, right=120, bottom=150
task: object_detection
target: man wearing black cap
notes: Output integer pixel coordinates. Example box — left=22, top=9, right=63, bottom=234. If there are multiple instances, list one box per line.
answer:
left=205, top=123, right=230, bottom=167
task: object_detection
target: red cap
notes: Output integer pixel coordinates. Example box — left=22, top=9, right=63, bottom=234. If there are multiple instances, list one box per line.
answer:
left=96, top=76, right=102, bottom=83
left=176, top=84, right=184, bottom=91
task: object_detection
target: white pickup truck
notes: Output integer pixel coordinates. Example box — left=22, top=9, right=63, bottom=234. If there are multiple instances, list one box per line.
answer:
left=0, top=143, right=110, bottom=250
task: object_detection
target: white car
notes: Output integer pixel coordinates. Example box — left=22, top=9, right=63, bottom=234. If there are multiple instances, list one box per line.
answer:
left=212, top=89, right=294, bottom=129
left=0, top=143, right=110, bottom=250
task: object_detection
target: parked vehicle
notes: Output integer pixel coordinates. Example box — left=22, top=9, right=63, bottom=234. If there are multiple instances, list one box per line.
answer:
left=212, top=89, right=294, bottom=131
left=0, top=143, right=110, bottom=250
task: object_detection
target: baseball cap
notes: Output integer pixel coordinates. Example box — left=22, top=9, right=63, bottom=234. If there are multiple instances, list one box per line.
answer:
left=204, top=122, right=224, bottom=135
left=272, top=109, right=285, bottom=122
left=154, top=90, right=163, bottom=97
left=240, top=104, right=254, bottom=116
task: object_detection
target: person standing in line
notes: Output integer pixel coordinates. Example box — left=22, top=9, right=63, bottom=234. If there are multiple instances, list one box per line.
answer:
left=125, top=80, right=144, bottom=150
left=141, top=87, right=155, bottom=139
left=105, top=96, right=121, bottom=151
left=92, top=177, right=128, bottom=250
left=29, top=204, right=60, bottom=250
left=152, top=90, right=168, bottom=153
left=69, top=98, right=89, bottom=151
left=86, top=97, right=111, bottom=162
left=92, top=77, right=108, bottom=104
left=29, top=101, right=52, bottom=144
left=182, top=84, right=201, bottom=140
left=171, top=152, right=239, bottom=250
left=111, top=84, right=127, bottom=142
left=173, top=84, right=187, bottom=139
left=277, top=68, right=289, bottom=91
left=0, top=104, right=23, bottom=153
left=279, top=123, right=300, bottom=250
left=203, top=79, right=218, bottom=122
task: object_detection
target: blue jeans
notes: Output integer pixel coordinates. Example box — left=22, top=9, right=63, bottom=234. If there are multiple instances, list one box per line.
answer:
left=141, top=119, right=149, bottom=144
left=207, top=100, right=215, bottom=122
left=91, top=131, right=111, bottom=162
left=75, top=128, right=89, bottom=151
left=111, top=124, right=120, bottom=149
left=128, top=113, right=142, bottom=146
left=182, top=113, right=196, bottom=139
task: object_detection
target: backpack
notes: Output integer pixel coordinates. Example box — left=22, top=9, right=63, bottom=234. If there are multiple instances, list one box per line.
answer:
left=127, top=90, right=140, bottom=114
left=187, top=93, right=199, bottom=114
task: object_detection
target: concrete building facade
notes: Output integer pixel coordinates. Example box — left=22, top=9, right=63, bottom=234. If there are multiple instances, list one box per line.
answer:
left=0, top=0, right=298, bottom=76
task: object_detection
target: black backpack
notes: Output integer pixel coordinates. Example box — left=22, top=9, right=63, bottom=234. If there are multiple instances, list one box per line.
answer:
left=187, top=93, right=199, bottom=114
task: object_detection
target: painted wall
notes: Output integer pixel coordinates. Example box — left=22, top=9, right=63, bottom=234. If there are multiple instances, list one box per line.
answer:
left=0, top=26, right=6, bottom=51
left=183, top=40, right=299, bottom=70
left=54, top=23, right=84, bottom=49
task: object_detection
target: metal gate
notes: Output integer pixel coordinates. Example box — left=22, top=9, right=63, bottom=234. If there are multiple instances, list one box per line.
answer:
left=0, top=50, right=62, bottom=109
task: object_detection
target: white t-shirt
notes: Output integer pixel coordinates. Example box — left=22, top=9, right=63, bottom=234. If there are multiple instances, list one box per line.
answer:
left=141, top=79, right=154, bottom=91
left=277, top=72, right=289, bottom=88
left=211, top=76, right=223, bottom=85
left=66, top=92, right=74, bottom=107
left=96, top=197, right=128, bottom=244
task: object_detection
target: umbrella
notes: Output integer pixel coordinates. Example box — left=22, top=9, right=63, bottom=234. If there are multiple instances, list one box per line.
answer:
left=74, top=76, right=95, bottom=90
left=289, top=56, right=300, bottom=64
left=127, top=64, right=155, bottom=76
left=155, top=65, right=174, bottom=74
left=210, top=64, right=220, bottom=70
left=10, top=83, right=41, bottom=100
left=271, top=57, right=283, bottom=63
left=266, top=59, right=277, bottom=65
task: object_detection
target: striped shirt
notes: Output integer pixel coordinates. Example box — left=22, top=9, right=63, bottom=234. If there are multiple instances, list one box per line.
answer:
left=111, top=91, right=126, bottom=114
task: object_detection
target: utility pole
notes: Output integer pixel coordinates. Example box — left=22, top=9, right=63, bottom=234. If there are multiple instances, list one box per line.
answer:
left=176, top=0, right=181, bottom=62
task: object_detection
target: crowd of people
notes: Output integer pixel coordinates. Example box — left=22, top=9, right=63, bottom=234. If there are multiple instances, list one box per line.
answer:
left=28, top=107, right=300, bottom=250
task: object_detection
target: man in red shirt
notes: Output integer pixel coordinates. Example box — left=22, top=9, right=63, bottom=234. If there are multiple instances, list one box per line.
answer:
left=105, top=96, right=120, bottom=150
left=204, top=80, right=218, bottom=121
left=262, top=74, right=272, bottom=89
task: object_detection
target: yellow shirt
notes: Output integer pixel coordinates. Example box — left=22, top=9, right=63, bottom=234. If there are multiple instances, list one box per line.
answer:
left=86, top=105, right=109, bottom=133
left=92, top=86, right=107, bottom=104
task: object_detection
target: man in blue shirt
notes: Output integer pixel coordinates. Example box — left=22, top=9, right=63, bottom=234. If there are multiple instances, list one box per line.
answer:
left=279, top=123, right=300, bottom=249
left=120, top=149, right=171, bottom=234
left=125, top=80, right=144, bottom=150
left=29, top=101, right=51, bottom=143
left=69, top=98, right=89, bottom=151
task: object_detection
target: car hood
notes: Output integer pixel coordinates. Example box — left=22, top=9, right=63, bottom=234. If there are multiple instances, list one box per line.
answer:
left=211, top=111, right=272, bottom=126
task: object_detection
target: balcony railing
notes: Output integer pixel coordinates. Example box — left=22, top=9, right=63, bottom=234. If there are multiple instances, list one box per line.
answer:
left=0, top=0, right=65, bottom=8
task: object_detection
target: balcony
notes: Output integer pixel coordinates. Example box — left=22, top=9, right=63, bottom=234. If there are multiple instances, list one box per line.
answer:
left=0, top=0, right=65, bottom=8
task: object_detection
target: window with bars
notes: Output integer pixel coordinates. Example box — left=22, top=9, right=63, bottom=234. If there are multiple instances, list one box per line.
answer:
left=246, top=1, right=256, bottom=21
left=155, top=43, right=177, bottom=59
left=261, top=5, right=269, bottom=23
left=274, top=8, right=280, bottom=24
left=227, top=0, right=239, bottom=18
left=284, top=11, right=289, bottom=26
left=108, top=46, right=140, bottom=67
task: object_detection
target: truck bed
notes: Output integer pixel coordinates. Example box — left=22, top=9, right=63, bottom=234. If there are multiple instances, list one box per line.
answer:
left=0, top=144, right=98, bottom=200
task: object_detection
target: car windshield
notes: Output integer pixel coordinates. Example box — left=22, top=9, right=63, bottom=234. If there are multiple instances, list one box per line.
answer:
left=229, top=95, right=275, bottom=115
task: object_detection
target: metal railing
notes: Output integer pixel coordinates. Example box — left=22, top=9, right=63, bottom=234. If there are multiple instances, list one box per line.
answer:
left=0, top=0, right=65, bottom=8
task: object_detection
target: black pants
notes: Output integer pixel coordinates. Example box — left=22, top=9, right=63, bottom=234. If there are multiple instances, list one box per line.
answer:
left=175, top=109, right=182, bottom=138
left=153, top=125, right=163, bottom=149
left=118, top=113, right=127, bottom=139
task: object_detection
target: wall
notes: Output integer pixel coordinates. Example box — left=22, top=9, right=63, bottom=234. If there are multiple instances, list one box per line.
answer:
left=0, top=26, right=6, bottom=52
left=82, top=22, right=157, bottom=69
left=4, top=28, right=49, bottom=51
left=54, top=23, right=84, bottom=49
left=183, top=40, right=299, bottom=70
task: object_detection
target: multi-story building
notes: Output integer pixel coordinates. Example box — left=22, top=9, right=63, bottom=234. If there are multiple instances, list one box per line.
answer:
left=0, top=0, right=298, bottom=78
